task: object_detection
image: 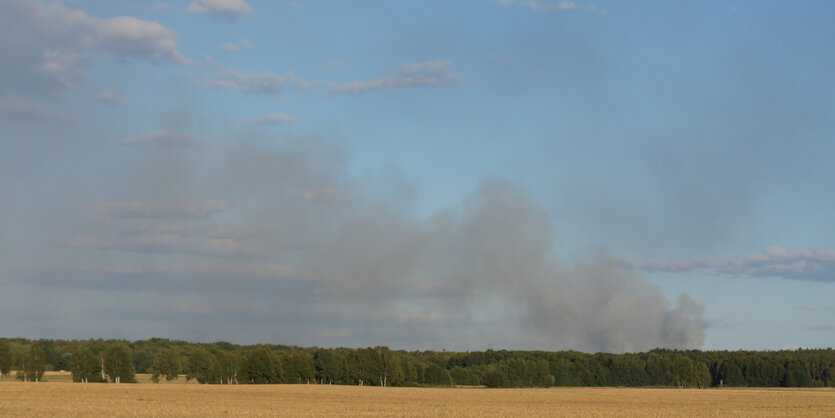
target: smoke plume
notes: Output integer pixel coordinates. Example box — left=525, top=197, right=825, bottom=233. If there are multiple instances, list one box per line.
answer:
left=6, top=136, right=705, bottom=352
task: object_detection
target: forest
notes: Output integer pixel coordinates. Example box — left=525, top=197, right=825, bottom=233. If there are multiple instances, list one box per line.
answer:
left=1, top=338, right=833, bottom=388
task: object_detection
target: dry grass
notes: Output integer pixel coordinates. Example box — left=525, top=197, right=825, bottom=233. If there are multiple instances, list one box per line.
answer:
left=0, top=379, right=833, bottom=417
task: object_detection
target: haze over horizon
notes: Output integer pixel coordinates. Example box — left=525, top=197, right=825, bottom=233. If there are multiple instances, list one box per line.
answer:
left=1, top=0, right=833, bottom=352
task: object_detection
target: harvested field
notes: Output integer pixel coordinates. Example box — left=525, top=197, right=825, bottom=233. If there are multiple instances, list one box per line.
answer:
left=0, top=381, right=833, bottom=417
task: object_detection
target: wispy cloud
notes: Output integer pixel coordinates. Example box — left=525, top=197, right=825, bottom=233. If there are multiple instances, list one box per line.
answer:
left=301, top=188, right=337, bottom=201
left=25, top=1, right=191, bottom=66
left=70, top=199, right=253, bottom=257
left=93, top=199, right=233, bottom=219
left=247, top=113, right=305, bottom=125
left=121, top=130, right=202, bottom=147
left=329, top=60, right=466, bottom=95
left=0, top=96, right=72, bottom=123
left=0, top=1, right=191, bottom=100
left=499, top=0, right=605, bottom=14
left=187, top=0, right=254, bottom=19
left=626, top=246, right=835, bottom=282
left=209, top=70, right=309, bottom=96
left=317, top=60, right=348, bottom=71
left=219, top=39, right=253, bottom=52
left=39, top=50, right=85, bottom=88
left=96, top=90, right=126, bottom=103
left=67, top=234, right=261, bottom=258
left=398, top=60, right=453, bottom=74
left=808, top=324, right=835, bottom=331
left=706, top=318, right=735, bottom=330
left=220, top=42, right=240, bottom=52
left=795, top=304, right=835, bottom=314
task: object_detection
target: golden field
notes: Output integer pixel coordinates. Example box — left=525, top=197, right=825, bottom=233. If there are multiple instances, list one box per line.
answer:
left=1, top=375, right=833, bottom=417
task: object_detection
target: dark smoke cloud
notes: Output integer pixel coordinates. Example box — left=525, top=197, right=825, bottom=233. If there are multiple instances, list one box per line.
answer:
left=5, top=136, right=705, bottom=352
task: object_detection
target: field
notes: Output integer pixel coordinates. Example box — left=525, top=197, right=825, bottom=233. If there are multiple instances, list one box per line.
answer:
left=1, top=374, right=833, bottom=417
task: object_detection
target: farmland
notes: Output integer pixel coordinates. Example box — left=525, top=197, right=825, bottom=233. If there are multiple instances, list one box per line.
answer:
left=1, top=378, right=833, bottom=417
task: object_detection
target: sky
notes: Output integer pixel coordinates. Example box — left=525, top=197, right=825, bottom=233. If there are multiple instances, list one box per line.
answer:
left=1, top=0, right=834, bottom=353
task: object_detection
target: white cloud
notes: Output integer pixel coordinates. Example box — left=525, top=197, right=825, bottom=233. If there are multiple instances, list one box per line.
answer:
left=317, top=60, right=348, bottom=70
left=72, top=199, right=258, bottom=258
left=626, top=246, right=835, bottom=282
left=93, top=199, right=233, bottom=219
left=37, top=2, right=192, bottom=65
left=302, top=188, right=337, bottom=201
left=247, top=113, right=305, bottom=124
left=219, top=39, right=253, bottom=52
left=489, top=53, right=528, bottom=70
left=809, top=324, right=835, bottom=331
left=0, top=1, right=191, bottom=99
left=96, top=90, right=126, bottom=103
left=398, top=60, right=453, bottom=74
left=500, top=0, right=605, bottom=13
left=187, top=0, right=254, bottom=19
left=0, top=96, right=72, bottom=123
left=121, top=130, right=202, bottom=146
left=68, top=233, right=260, bottom=258
left=95, top=16, right=191, bottom=65
left=210, top=70, right=308, bottom=96
left=329, top=60, right=467, bottom=95
left=39, top=50, right=85, bottom=87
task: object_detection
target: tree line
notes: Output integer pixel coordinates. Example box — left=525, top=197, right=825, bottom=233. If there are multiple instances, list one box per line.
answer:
left=1, top=338, right=833, bottom=388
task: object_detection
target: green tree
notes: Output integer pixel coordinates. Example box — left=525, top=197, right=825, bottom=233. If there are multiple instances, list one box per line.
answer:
left=70, top=347, right=101, bottom=383
left=424, top=363, right=453, bottom=386
left=782, top=358, right=810, bottom=387
left=185, top=347, right=218, bottom=384
left=532, top=359, right=555, bottom=387
left=716, top=358, right=745, bottom=387
left=669, top=355, right=694, bottom=389
left=17, top=342, right=46, bottom=382
left=450, top=366, right=479, bottom=386
left=314, top=349, right=344, bottom=384
left=693, top=361, right=711, bottom=388
left=216, top=350, right=241, bottom=384
left=645, top=352, right=670, bottom=385
left=103, top=343, right=136, bottom=383
left=482, top=362, right=507, bottom=388
left=280, top=350, right=315, bottom=384
left=373, top=347, right=402, bottom=387
left=0, top=339, right=11, bottom=377
left=243, top=347, right=277, bottom=384
left=150, top=348, right=181, bottom=383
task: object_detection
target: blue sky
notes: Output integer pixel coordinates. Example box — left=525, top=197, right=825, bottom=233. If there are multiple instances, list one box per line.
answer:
left=1, top=0, right=833, bottom=352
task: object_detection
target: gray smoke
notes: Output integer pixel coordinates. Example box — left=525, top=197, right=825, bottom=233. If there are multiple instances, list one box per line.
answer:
left=5, top=135, right=705, bottom=352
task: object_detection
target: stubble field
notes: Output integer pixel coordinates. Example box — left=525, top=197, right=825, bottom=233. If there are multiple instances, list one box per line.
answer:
left=1, top=378, right=833, bottom=417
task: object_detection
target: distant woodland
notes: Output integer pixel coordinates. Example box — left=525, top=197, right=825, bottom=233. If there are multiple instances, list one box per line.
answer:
left=1, top=338, right=833, bottom=388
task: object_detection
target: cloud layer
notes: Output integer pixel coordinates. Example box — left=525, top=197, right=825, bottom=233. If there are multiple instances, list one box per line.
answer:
left=187, top=0, right=254, bottom=19
left=329, top=61, right=467, bottom=95
left=499, top=0, right=605, bottom=14
left=627, top=246, right=835, bottom=282
left=247, top=113, right=305, bottom=124
left=0, top=0, right=189, bottom=101
left=121, top=131, right=202, bottom=147
left=209, top=70, right=309, bottom=96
